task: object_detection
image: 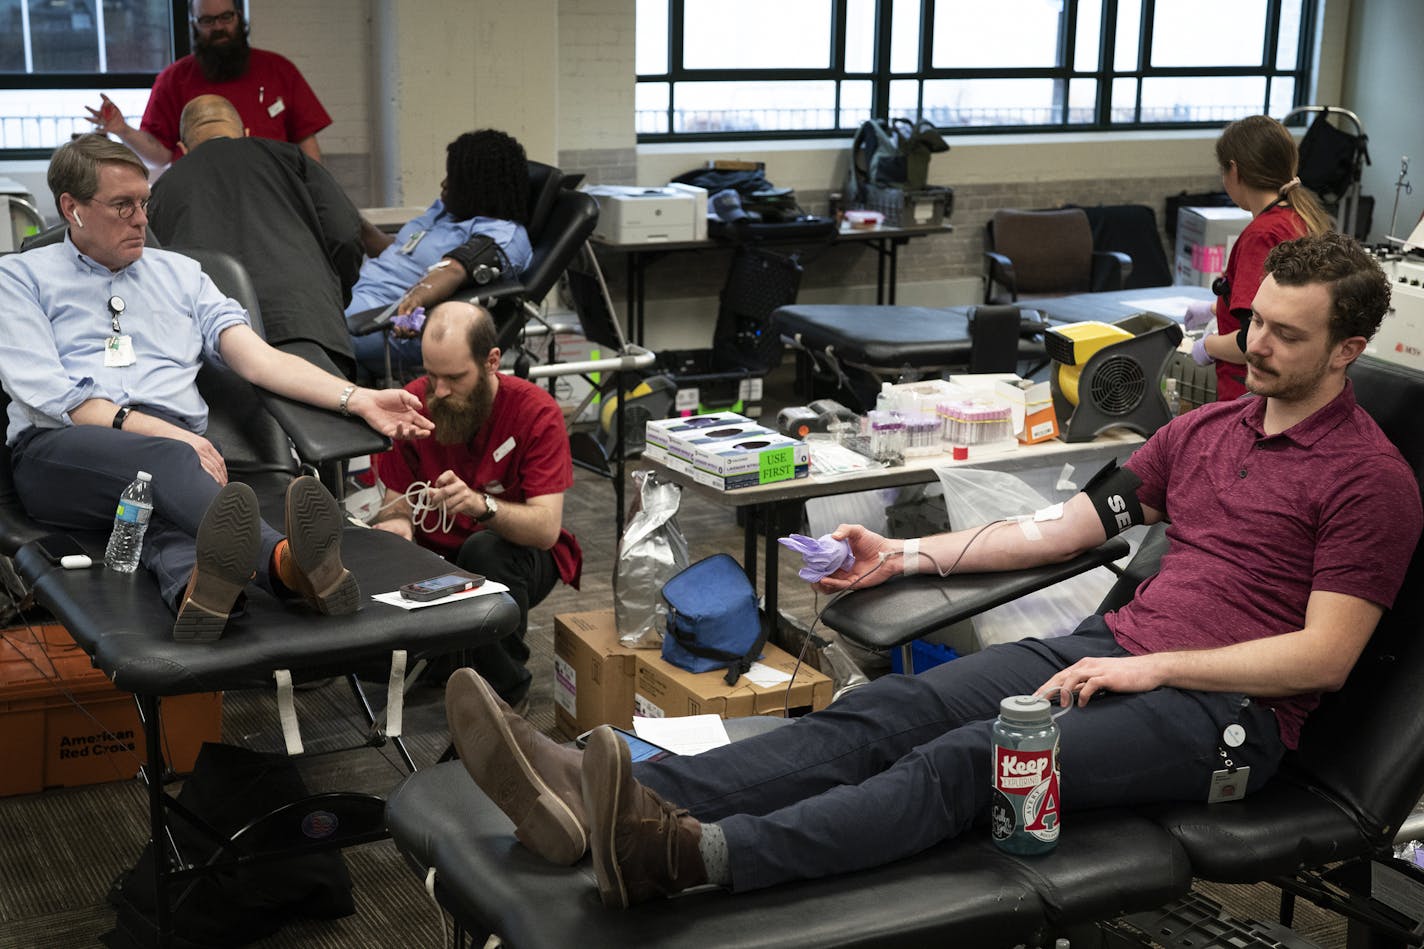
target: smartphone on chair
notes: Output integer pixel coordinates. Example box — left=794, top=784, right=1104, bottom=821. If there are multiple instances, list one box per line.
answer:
left=398, top=572, right=484, bottom=602
left=575, top=725, right=677, bottom=763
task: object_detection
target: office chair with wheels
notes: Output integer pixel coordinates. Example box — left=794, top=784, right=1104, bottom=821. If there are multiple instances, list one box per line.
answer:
left=985, top=207, right=1133, bottom=304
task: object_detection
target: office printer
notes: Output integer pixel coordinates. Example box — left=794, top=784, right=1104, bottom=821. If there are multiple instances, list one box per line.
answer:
left=585, top=184, right=706, bottom=244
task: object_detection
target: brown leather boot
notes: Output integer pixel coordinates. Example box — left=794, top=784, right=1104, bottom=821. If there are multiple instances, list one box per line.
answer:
left=173, top=482, right=260, bottom=642
left=583, top=725, right=707, bottom=908
left=282, top=476, right=359, bottom=615
left=445, top=668, right=587, bottom=865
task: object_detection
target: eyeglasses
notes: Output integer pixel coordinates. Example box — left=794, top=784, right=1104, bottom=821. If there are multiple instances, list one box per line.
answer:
left=193, top=9, right=238, bottom=28
left=89, top=197, right=150, bottom=220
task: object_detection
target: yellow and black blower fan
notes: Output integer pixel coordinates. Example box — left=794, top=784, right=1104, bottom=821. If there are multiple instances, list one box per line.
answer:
left=1045, top=313, right=1183, bottom=442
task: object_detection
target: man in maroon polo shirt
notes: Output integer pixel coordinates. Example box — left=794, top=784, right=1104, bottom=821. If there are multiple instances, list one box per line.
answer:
left=445, top=232, right=1421, bottom=908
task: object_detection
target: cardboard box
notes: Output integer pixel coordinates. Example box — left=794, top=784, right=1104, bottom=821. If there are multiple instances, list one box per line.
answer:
left=634, top=642, right=833, bottom=720
left=996, top=378, right=1059, bottom=444
left=1173, top=206, right=1251, bottom=287
left=552, top=611, right=640, bottom=740
left=0, top=624, right=221, bottom=797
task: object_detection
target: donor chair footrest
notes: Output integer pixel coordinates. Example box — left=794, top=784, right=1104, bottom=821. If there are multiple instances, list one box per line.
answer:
left=1108, top=890, right=1323, bottom=949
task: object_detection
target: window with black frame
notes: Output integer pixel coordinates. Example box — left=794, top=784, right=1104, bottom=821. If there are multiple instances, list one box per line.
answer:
left=0, top=0, right=185, bottom=155
left=636, top=0, right=1316, bottom=141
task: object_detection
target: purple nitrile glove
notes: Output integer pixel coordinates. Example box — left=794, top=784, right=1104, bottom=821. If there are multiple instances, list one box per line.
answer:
left=778, top=532, right=855, bottom=583
left=1183, top=300, right=1215, bottom=332
left=1191, top=335, right=1213, bottom=366
left=393, top=306, right=426, bottom=334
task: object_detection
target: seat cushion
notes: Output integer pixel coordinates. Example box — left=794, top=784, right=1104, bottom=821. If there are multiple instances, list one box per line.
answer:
left=1152, top=777, right=1372, bottom=882
left=388, top=760, right=1190, bottom=948
left=773, top=305, right=1044, bottom=370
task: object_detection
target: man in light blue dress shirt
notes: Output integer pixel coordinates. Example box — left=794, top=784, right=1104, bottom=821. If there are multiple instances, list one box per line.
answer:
left=0, top=135, right=434, bottom=641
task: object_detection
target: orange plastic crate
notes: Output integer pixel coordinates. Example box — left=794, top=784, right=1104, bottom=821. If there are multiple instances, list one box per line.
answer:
left=0, top=624, right=221, bottom=797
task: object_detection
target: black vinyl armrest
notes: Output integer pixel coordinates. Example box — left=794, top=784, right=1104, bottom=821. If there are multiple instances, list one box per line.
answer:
left=984, top=251, right=1018, bottom=302
left=348, top=303, right=397, bottom=337
left=261, top=340, right=391, bottom=464
left=821, top=537, right=1130, bottom=651
left=1091, top=250, right=1134, bottom=292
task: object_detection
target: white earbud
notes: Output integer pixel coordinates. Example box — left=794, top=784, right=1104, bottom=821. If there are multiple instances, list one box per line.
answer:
left=71, top=210, right=84, bottom=228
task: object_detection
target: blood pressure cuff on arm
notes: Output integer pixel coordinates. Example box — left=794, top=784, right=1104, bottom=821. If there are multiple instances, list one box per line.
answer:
left=443, top=234, right=511, bottom=287
left=1082, top=460, right=1145, bottom=537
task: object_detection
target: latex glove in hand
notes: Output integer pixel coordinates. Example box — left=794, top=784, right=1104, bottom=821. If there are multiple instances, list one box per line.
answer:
left=779, top=532, right=855, bottom=583
left=1191, top=335, right=1214, bottom=366
left=392, top=306, right=425, bottom=336
left=1183, top=300, right=1215, bottom=333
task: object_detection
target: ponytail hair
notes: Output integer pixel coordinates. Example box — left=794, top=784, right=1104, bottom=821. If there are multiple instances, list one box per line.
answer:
left=1216, top=115, right=1331, bottom=236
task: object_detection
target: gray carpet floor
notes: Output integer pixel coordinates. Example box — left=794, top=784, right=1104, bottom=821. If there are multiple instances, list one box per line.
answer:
left=0, top=364, right=1348, bottom=948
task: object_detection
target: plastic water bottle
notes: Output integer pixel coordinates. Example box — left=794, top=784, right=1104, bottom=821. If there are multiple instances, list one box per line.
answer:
left=990, top=694, right=1061, bottom=855
left=104, top=470, right=154, bottom=573
left=1163, top=377, right=1182, bottom=417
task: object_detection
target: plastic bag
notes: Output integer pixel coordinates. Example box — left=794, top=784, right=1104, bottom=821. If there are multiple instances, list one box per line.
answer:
left=614, top=470, right=689, bottom=648
left=934, top=466, right=1121, bottom=649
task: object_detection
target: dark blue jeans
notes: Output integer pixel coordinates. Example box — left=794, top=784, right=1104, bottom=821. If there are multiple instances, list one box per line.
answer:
left=351, top=327, right=423, bottom=386
left=11, top=426, right=283, bottom=608
left=448, top=530, right=559, bottom=706
left=636, top=617, right=1285, bottom=892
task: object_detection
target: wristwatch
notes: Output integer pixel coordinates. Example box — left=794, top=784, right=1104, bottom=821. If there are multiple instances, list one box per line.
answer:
left=474, top=493, right=499, bottom=523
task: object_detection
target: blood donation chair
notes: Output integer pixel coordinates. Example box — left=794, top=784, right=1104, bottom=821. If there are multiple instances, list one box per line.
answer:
left=382, top=356, right=1424, bottom=947
left=0, top=245, right=521, bottom=948
left=347, top=162, right=600, bottom=383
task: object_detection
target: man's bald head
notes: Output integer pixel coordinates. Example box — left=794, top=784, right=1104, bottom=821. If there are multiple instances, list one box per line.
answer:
left=424, top=301, right=498, bottom=363
left=178, top=94, right=244, bottom=150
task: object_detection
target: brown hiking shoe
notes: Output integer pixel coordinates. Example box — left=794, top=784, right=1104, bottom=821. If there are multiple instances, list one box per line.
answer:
left=283, top=476, right=359, bottom=615
left=583, top=725, right=707, bottom=908
left=173, top=482, right=260, bottom=642
left=445, top=668, right=587, bottom=865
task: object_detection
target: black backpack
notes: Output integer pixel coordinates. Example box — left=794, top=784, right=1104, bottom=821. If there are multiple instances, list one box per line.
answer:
left=849, top=118, right=950, bottom=202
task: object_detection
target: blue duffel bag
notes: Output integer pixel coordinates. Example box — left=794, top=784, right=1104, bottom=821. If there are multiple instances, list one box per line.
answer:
left=660, top=553, right=766, bottom=685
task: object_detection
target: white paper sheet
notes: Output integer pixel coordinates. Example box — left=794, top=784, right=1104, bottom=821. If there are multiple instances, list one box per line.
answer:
left=1115, top=295, right=1206, bottom=318
left=633, top=714, right=731, bottom=755
left=371, top=579, right=510, bottom=610
left=743, top=661, right=793, bottom=688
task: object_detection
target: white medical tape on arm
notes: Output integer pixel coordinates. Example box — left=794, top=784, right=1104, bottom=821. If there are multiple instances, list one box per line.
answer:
left=903, top=538, right=920, bottom=576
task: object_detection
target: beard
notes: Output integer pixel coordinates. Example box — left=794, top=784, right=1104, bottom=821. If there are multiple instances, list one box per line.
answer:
left=428, top=371, right=496, bottom=446
left=1244, top=349, right=1332, bottom=402
left=193, top=27, right=251, bottom=82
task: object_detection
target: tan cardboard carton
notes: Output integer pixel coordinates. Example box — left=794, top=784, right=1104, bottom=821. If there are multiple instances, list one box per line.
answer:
left=552, top=610, right=640, bottom=740
left=633, top=642, right=832, bottom=720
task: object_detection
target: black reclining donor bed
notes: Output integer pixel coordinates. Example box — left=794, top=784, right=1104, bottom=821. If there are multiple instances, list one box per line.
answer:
left=0, top=245, right=521, bottom=948
left=384, top=355, right=1424, bottom=948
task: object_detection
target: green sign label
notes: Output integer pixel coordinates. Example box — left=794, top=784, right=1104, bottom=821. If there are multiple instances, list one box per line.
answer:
left=758, top=446, right=795, bottom=484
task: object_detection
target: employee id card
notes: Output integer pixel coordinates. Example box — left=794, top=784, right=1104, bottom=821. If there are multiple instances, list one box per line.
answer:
left=104, top=335, right=136, bottom=367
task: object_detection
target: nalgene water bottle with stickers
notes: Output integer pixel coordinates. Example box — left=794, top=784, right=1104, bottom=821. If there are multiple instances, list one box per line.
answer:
left=990, top=694, right=1061, bottom=854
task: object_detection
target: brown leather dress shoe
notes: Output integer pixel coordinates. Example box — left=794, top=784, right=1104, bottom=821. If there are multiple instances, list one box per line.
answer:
left=173, top=482, right=261, bottom=642
left=284, top=476, right=359, bottom=614
left=445, top=668, right=587, bottom=865
left=583, top=725, right=707, bottom=908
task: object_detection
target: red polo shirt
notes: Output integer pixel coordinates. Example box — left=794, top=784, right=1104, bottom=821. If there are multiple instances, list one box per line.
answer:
left=1114, top=379, right=1420, bottom=747
left=375, top=374, right=582, bottom=588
